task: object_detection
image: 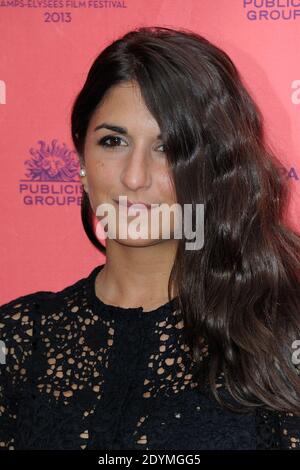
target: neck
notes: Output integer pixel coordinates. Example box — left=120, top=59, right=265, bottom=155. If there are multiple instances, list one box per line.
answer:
left=95, top=238, right=178, bottom=310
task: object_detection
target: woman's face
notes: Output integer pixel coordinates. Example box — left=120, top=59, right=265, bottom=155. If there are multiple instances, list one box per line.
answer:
left=82, top=80, right=178, bottom=247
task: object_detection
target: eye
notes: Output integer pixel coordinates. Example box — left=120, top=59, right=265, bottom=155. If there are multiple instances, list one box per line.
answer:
left=97, top=135, right=165, bottom=153
left=157, top=144, right=165, bottom=152
left=97, top=135, right=127, bottom=148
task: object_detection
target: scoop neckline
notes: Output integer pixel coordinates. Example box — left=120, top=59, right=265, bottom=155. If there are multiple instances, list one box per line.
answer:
left=86, top=264, right=179, bottom=320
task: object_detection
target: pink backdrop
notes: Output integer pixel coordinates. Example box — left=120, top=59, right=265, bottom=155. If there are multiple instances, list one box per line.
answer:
left=1, top=0, right=299, bottom=304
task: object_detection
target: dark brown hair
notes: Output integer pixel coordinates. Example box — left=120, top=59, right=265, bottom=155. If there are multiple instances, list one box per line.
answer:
left=70, top=26, right=300, bottom=414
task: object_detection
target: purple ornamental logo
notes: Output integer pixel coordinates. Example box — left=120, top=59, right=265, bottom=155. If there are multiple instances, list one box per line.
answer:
left=24, top=139, right=79, bottom=181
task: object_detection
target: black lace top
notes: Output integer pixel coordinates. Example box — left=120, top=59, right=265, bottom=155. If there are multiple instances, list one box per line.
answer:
left=0, top=264, right=299, bottom=450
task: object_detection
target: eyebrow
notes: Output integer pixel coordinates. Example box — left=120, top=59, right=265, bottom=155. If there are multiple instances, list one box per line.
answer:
left=93, top=122, right=162, bottom=139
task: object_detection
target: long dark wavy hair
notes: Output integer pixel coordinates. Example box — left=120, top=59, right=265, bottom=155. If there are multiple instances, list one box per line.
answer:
left=70, top=26, right=300, bottom=414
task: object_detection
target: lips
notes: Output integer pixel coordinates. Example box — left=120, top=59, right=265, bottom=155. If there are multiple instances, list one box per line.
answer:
left=113, top=198, right=158, bottom=210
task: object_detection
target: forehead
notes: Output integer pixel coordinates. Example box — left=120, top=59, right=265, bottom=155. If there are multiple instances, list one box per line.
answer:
left=101, top=80, right=143, bottom=104
left=89, top=81, right=161, bottom=136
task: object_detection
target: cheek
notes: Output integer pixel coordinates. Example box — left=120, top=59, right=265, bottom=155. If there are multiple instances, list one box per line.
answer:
left=86, top=161, right=118, bottom=213
left=88, top=161, right=116, bottom=190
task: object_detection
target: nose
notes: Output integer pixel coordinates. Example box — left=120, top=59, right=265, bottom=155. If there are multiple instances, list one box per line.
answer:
left=120, top=146, right=152, bottom=191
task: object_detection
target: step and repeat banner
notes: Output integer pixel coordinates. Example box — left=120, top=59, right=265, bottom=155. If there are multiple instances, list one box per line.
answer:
left=0, top=0, right=299, bottom=303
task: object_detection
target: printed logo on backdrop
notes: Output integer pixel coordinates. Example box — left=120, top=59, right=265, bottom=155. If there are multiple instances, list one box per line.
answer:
left=0, top=1, right=127, bottom=23
left=243, top=0, right=300, bottom=20
left=19, top=139, right=82, bottom=206
left=279, top=165, right=299, bottom=181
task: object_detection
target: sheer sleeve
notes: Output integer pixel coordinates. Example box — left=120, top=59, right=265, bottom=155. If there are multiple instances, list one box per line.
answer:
left=277, top=360, right=300, bottom=449
left=277, top=410, right=300, bottom=449
left=0, top=294, right=39, bottom=449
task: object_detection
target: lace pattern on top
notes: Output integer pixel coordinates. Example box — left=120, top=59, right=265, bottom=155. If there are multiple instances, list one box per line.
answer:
left=0, top=265, right=299, bottom=450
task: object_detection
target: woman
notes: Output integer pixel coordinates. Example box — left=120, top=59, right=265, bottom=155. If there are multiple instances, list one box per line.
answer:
left=0, top=26, right=300, bottom=450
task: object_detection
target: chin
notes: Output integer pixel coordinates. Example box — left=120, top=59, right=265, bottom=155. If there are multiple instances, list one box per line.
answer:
left=114, top=236, right=163, bottom=247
